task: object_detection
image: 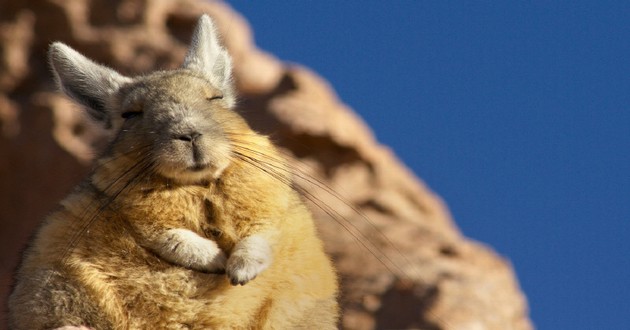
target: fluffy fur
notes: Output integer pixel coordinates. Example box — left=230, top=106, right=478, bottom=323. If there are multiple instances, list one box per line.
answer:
left=8, top=15, right=338, bottom=329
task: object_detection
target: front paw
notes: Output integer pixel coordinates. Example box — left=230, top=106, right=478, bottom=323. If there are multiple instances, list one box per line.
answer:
left=226, top=235, right=272, bottom=286
left=196, top=249, right=227, bottom=274
left=154, top=228, right=227, bottom=273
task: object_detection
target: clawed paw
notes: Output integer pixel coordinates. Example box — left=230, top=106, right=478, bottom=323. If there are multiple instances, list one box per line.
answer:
left=198, top=250, right=227, bottom=274
left=225, top=235, right=272, bottom=286
left=226, top=255, right=264, bottom=285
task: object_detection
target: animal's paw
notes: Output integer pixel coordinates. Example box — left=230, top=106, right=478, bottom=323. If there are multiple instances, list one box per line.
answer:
left=197, top=248, right=227, bottom=274
left=226, top=235, right=272, bottom=286
left=155, top=228, right=226, bottom=273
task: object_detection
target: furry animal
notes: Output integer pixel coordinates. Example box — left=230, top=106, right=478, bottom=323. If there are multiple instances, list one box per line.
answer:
left=8, top=15, right=338, bottom=329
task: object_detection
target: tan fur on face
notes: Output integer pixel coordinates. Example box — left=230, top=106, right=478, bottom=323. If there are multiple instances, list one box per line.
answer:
left=8, top=15, right=338, bottom=330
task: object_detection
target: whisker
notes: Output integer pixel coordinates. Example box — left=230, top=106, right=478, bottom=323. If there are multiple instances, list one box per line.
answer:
left=231, top=151, right=408, bottom=277
left=231, top=152, right=294, bottom=188
left=50, top=158, right=156, bottom=285
left=231, top=148, right=452, bottom=327
left=94, top=144, right=153, bottom=168
left=233, top=145, right=440, bottom=280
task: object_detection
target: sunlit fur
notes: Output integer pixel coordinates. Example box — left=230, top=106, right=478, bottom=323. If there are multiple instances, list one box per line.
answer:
left=8, top=16, right=338, bottom=329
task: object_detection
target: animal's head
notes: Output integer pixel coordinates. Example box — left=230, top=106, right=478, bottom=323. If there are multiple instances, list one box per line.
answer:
left=49, top=15, right=246, bottom=185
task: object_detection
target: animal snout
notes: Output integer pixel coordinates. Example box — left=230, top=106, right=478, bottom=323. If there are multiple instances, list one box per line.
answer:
left=175, top=132, right=202, bottom=142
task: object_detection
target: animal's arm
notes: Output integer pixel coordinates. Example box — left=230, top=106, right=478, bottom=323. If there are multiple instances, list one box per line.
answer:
left=121, top=190, right=228, bottom=273
left=226, top=233, right=274, bottom=285
left=221, top=179, right=294, bottom=285
left=146, top=228, right=227, bottom=273
left=139, top=222, right=274, bottom=284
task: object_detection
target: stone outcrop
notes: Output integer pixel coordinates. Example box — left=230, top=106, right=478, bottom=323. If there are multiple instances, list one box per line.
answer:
left=0, top=1, right=533, bottom=329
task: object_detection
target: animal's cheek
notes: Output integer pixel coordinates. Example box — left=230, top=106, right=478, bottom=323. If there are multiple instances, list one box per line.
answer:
left=196, top=139, right=232, bottom=171
left=152, top=143, right=190, bottom=168
left=206, top=143, right=232, bottom=178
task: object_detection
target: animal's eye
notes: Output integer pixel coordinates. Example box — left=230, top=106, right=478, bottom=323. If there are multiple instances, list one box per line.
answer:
left=207, top=95, right=224, bottom=102
left=121, top=111, right=142, bottom=120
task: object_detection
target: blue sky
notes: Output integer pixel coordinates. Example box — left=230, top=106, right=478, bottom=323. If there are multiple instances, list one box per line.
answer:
left=228, top=2, right=630, bottom=329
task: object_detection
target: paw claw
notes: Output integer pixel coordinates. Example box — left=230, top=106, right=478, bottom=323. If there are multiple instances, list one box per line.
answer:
left=225, top=235, right=272, bottom=286
left=229, top=273, right=257, bottom=286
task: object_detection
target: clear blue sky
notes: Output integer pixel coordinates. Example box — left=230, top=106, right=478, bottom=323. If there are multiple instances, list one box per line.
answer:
left=228, top=2, right=630, bottom=329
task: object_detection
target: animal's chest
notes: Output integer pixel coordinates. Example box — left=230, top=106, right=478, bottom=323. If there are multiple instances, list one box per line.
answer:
left=106, top=190, right=265, bottom=325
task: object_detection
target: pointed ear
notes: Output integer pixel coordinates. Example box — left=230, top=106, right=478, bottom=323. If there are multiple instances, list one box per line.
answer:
left=49, top=42, right=131, bottom=126
left=183, top=15, right=235, bottom=106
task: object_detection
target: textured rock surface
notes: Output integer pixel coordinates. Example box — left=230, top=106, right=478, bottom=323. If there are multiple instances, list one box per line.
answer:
left=0, top=1, right=533, bottom=329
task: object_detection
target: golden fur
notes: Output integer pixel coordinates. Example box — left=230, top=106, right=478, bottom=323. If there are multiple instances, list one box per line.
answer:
left=8, top=15, right=338, bottom=329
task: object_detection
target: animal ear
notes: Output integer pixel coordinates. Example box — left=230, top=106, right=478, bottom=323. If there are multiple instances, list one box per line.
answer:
left=49, top=42, right=131, bottom=126
left=183, top=15, right=235, bottom=106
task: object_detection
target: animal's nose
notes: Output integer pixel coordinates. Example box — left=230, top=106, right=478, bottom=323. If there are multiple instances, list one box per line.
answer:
left=175, top=132, right=201, bottom=142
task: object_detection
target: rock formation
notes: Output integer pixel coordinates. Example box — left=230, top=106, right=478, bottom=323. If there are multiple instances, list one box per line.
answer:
left=0, top=1, right=532, bottom=329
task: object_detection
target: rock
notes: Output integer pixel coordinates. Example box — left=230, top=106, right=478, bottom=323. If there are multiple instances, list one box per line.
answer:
left=0, top=1, right=533, bottom=329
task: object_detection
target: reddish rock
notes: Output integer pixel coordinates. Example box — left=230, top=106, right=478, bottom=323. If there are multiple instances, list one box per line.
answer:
left=0, top=1, right=532, bottom=329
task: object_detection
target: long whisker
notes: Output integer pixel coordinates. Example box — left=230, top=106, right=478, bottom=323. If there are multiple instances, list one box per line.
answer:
left=231, top=147, right=452, bottom=328
left=94, top=144, right=154, bottom=168
left=71, top=143, right=155, bottom=228
left=51, top=157, right=156, bottom=285
left=240, top=143, right=424, bottom=276
left=231, top=151, right=408, bottom=277
left=230, top=152, right=294, bottom=188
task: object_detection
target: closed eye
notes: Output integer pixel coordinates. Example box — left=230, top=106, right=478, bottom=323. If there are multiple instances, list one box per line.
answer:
left=207, top=95, right=224, bottom=102
left=121, top=111, right=142, bottom=120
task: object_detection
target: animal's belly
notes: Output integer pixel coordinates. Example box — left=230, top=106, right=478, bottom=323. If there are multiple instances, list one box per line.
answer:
left=108, top=265, right=272, bottom=329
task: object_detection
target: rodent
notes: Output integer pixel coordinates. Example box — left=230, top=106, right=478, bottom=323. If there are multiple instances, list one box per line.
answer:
left=8, top=15, right=338, bottom=329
